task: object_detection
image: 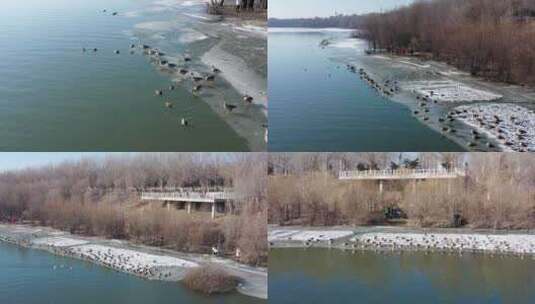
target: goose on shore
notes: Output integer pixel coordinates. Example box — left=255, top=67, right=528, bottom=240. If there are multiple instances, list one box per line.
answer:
left=224, top=103, right=237, bottom=112
left=179, top=69, right=188, bottom=75
left=165, top=102, right=173, bottom=108
left=169, top=85, right=175, bottom=91
left=180, top=118, right=189, bottom=126
left=112, top=12, right=118, bottom=16
left=192, top=85, right=202, bottom=92
left=205, top=75, right=215, bottom=81
left=114, top=50, right=120, bottom=54
left=243, top=95, right=254, bottom=103
left=155, top=90, right=163, bottom=96
left=212, top=67, right=221, bottom=73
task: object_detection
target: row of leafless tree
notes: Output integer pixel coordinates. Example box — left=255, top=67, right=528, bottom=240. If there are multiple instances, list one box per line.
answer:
left=362, top=0, right=535, bottom=85
left=269, top=153, right=535, bottom=229
left=0, top=153, right=267, bottom=266
left=208, top=0, right=267, bottom=14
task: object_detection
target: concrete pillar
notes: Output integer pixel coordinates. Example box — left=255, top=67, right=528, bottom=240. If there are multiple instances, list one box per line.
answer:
left=379, top=180, right=384, bottom=193
left=187, top=202, right=191, bottom=214
left=211, top=204, right=215, bottom=220
left=166, top=202, right=170, bottom=211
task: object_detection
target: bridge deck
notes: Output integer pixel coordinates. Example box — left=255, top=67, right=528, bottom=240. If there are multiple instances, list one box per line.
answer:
left=339, top=168, right=466, bottom=180
left=140, top=190, right=235, bottom=203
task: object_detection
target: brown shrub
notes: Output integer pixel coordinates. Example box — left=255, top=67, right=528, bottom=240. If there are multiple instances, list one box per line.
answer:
left=182, top=265, right=238, bottom=294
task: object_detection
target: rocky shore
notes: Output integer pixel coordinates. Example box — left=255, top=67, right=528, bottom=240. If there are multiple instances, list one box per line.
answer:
left=269, top=226, right=535, bottom=258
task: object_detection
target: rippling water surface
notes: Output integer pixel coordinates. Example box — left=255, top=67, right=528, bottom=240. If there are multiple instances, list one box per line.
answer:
left=0, top=242, right=263, bottom=304
left=0, top=0, right=261, bottom=151
left=269, top=248, right=535, bottom=304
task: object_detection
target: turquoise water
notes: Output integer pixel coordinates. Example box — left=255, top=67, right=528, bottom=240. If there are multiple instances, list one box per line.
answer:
left=0, top=242, right=263, bottom=304
left=268, top=29, right=463, bottom=152
left=0, top=0, right=259, bottom=151
left=269, top=248, right=535, bottom=304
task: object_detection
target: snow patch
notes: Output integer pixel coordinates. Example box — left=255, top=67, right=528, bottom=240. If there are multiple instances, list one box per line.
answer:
left=269, top=28, right=354, bottom=33
left=454, top=103, right=535, bottom=152
left=402, top=80, right=503, bottom=102
left=352, top=232, right=535, bottom=255
left=330, top=38, right=366, bottom=49
left=269, top=230, right=354, bottom=242
left=33, top=237, right=89, bottom=247
left=74, top=244, right=199, bottom=269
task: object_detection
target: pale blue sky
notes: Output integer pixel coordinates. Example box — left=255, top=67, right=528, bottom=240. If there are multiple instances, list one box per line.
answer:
left=0, top=153, right=112, bottom=172
left=269, top=0, right=417, bottom=19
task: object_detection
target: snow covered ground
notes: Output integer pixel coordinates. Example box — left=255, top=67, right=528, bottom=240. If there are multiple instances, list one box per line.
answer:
left=73, top=244, right=198, bottom=270
left=454, top=103, right=535, bottom=151
left=352, top=232, right=535, bottom=255
left=33, top=237, right=89, bottom=247
left=402, top=80, right=503, bottom=102
left=268, top=229, right=354, bottom=242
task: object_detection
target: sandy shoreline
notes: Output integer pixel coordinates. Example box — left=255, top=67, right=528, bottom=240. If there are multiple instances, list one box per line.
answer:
left=269, top=226, right=535, bottom=258
left=0, top=224, right=267, bottom=300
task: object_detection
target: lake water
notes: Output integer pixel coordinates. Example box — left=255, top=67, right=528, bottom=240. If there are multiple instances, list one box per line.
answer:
left=0, top=242, right=264, bottom=304
left=269, top=248, right=535, bottom=304
left=0, top=0, right=265, bottom=151
left=268, top=29, right=463, bottom=152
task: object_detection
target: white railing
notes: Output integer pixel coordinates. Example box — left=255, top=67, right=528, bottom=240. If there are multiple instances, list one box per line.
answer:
left=338, top=168, right=465, bottom=180
left=141, top=190, right=235, bottom=203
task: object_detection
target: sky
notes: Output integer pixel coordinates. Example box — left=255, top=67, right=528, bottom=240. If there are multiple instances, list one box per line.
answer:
left=0, top=153, right=112, bottom=172
left=269, top=0, right=417, bottom=19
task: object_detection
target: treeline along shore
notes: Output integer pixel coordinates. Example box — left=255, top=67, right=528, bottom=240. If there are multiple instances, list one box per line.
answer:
left=0, top=153, right=267, bottom=267
left=270, top=0, right=535, bottom=86
left=269, top=153, right=535, bottom=230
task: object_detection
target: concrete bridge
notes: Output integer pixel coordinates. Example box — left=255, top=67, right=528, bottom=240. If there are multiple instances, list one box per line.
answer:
left=338, top=168, right=466, bottom=192
left=140, top=187, right=236, bottom=219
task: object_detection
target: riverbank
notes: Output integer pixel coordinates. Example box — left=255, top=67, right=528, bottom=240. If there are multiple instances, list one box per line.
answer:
left=328, top=36, right=535, bottom=152
left=269, top=226, right=535, bottom=258
left=185, top=4, right=268, bottom=148
left=0, top=224, right=267, bottom=299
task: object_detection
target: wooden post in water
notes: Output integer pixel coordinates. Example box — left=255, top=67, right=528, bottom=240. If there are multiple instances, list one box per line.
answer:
left=187, top=201, right=192, bottom=214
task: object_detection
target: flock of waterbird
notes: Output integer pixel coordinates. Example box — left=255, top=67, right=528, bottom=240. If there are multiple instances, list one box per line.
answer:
left=52, top=245, right=177, bottom=280
left=344, top=64, right=511, bottom=150
left=272, top=233, right=534, bottom=259
left=81, top=8, right=257, bottom=129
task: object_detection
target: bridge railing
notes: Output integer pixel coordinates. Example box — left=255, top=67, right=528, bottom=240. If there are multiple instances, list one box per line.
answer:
left=140, top=190, right=236, bottom=202
left=143, top=187, right=232, bottom=193
left=338, top=168, right=466, bottom=180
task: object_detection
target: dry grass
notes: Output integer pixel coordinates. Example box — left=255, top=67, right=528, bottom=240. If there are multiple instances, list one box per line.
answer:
left=183, top=265, right=239, bottom=294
